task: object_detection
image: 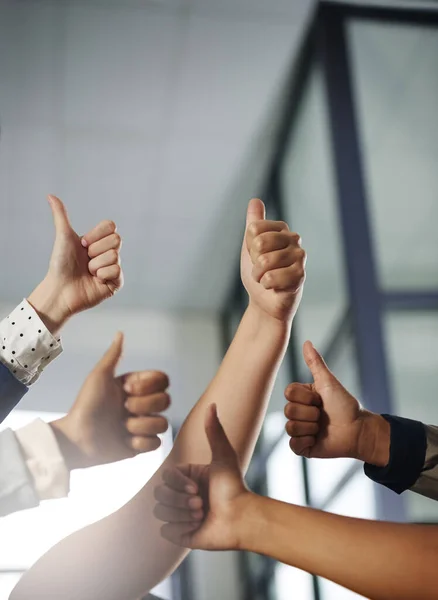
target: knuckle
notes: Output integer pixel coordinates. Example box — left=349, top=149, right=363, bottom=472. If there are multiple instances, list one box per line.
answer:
left=278, top=220, right=289, bottom=231
left=247, top=222, right=260, bottom=238
left=290, top=231, right=301, bottom=244
left=262, top=271, right=273, bottom=286
left=156, top=371, right=170, bottom=389
left=113, top=232, right=122, bottom=247
left=156, top=417, right=169, bottom=434
left=105, top=219, right=117, bottom=232
left=109, top=249, right=118, bottom=261
left=257, top=254, right=270, bottom=270
left=297, top=247, right=307, bottom=262
left=254, top=235, right=265, bottom=253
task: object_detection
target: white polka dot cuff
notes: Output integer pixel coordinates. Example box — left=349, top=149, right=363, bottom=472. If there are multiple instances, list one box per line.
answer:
left=0, top=300, right=63, bottom=385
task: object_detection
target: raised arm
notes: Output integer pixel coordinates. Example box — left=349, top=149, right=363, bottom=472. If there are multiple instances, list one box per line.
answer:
left=156, top=406, right=438, bottom=600
left=12, top=199, right=306, bottom=600
left=0, top=194, right=123, bottom=422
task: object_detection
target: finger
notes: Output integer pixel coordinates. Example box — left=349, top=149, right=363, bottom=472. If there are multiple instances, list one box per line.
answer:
left=154, top=484, right=203, bottom=510
left=87, top=232, right=122, bottom=259
left=289, top=436, right=316, bottom=457
left=154, top=503, right=203, bottom=523
left=123, top=371, right=170, bottom=395
left=303, top=341, right=339, bottom=389
left=97, top=332, right=124, bottom=372
left=81, top=220, right=116, bottom=248
left=249, top=231, right=291, bottom=264
left=126, top=416, right=169, bottom=436
left=96, top=264, right=122, bottom=284
left=129, top=435, right=161, bottom=453
left=245, top=197, right=265, bottom=226
left=260, top=262, right=305, bottom=291
left=284, top=383, right=322, bottom=407
left=252, top=248, right=297, bottom=283
left=284, top=402, right=321, bottom=422
left=246, top=220, right=289, bottom=254
left=89, top=249, right=120, bottom=276
left=285, top=420, right=319, bottom=438
left=160, top=522, right=199, bottom=548
left=205, top=404, right=237, bottom=465
left=47, top=195, right=72, bottom=235
left=125, top=392, right=170, bottom=415
left=162, top=467, right=199, bottom=495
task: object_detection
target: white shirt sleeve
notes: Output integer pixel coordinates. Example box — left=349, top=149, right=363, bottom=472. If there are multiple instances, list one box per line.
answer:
left=0, top=299, right=63, bottom=385
left=15, top=419, right=70, bottom=501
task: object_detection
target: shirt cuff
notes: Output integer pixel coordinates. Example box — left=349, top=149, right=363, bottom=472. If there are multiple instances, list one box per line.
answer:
left=0, top=299, right=63, bottom=385
left=364, top=414, right=427, bottom=494
left=15, top=419, right=70, bottom=501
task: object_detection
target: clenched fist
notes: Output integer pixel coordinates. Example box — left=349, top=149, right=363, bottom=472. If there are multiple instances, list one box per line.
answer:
left=241, top=199, right=306, bottom=323
left=50, top=333, right=170, bottom=469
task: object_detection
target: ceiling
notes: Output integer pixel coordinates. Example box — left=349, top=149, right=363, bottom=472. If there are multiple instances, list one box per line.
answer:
left=0, top=0, right=313, bottom=310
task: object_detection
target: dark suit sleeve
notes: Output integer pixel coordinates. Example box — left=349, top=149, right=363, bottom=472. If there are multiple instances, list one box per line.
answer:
left=364, top=414, right=427, bottom=495
left=0, top=361, right=28, bottom=424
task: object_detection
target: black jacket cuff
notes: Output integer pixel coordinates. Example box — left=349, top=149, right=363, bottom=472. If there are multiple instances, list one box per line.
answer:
left=364, top=414, right=427, bottom=494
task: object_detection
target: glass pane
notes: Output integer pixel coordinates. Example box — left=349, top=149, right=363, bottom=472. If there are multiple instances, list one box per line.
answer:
left=348, top=20, right=438, bottom=290
left=264, top=413, right=313, bottom=600
left=307, top=335, right=362, bottom=506
left=282, top=62, right=348, bottom=371
left=265, top=413, right=306, bottom=506
left=384, top=311, right=438, bottom=522
left=319, top=470, right=376, bottom=600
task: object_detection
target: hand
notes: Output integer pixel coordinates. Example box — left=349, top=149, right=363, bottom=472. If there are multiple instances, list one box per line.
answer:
left=240, top=198, right=306, bottom=323
left=28, top=195, right=124, bottom=333
left=284, top=341, right=390, bottom=466
left=50, top=333, right=170, bottom=469
left=154, top=404, right=250, bottom=551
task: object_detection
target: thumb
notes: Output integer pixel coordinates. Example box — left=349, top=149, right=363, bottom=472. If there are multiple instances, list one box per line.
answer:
left=48, top=195, right=72, bottom=235
left=303, top=341, right=337, bottom=388
left=205, top=404, right=238, bottom=466
left=246, top=198, right=265, bottom=226
left=98, top=332, right=124, bottom=372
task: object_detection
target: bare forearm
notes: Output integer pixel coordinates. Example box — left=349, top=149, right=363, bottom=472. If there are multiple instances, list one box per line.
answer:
left=241, top=494, right=438, bottom=600
left=172, top=304, right=290, bottom=469
left=12, top=305, right=291, bottom=600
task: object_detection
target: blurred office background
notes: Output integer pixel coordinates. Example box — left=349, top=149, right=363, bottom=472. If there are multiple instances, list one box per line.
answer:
left=0, top=0, right=437, bottom=598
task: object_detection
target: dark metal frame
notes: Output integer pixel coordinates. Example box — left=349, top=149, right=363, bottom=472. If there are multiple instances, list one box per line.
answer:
left=220, top=1, right=438, bottom=598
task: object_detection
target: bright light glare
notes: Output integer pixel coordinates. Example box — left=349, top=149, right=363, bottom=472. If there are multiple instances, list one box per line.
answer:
left=0, top=410, right=172, bottom=599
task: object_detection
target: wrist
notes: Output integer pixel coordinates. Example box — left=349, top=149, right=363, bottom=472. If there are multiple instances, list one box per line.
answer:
left=357, top=411, right=390, bottom=467
left=28, top=276, right=72, bottom=336
left=233, top=491, right=265, bottom=552
left=49, top=416, right=89, bottom=471
left=246, top=302, right=292, bottom=336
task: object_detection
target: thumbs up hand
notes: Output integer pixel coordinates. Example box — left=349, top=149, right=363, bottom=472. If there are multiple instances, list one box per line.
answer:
left=241, top=198, right=306, bottom=323
left=50, top=333, right=170, bottom=470
left=154, top=405, right=249, bottom=551
left=284, top=341, right=390, bottom=466
left=28, top=195, right=124, bottom=334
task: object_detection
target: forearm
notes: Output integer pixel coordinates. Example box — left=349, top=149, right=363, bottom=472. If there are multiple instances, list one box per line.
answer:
left=241, top=494, right=438, bottom=600
left=171, top=304, right=290, bottom=469
left=12, top=305, right=291, bottom=600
